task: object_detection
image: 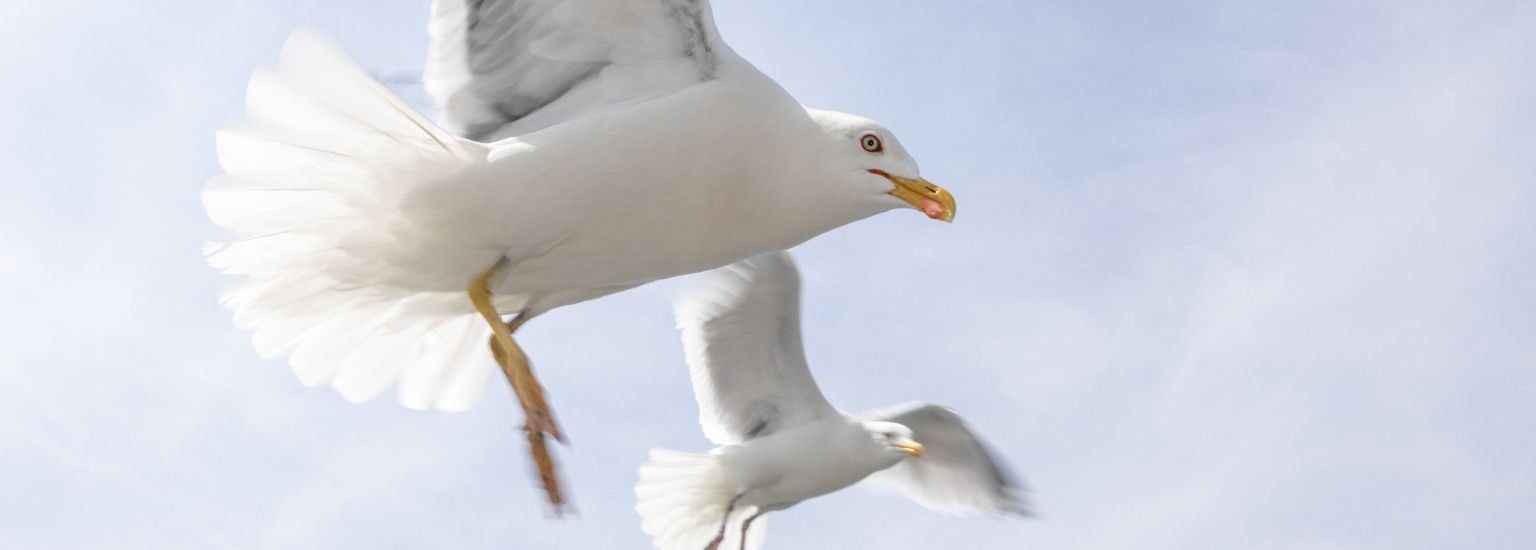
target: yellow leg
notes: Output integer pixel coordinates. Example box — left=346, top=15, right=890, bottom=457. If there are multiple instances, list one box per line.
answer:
left=468, top=262, right=567, bottom=512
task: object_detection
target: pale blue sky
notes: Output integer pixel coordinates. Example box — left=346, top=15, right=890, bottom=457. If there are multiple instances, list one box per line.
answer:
left=3, top=1, right=1535, bottom=548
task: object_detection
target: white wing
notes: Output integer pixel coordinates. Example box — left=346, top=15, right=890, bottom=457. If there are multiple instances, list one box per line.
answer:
left=676, top=252, right=838, bottom=445
left=426, top=0, right=724, bottom=141
left=862, top=403, right=1031, bottom=517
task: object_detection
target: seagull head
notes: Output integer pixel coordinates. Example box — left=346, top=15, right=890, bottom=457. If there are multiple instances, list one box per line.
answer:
left=805, top=109, right=956, bottom=223
left=862, top=420, right=925, bottom=460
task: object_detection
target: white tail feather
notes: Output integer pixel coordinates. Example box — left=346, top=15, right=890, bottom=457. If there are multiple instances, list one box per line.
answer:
left=635, top=449, right=767, bottom=550
left=204, top=31, right=499, bottom=411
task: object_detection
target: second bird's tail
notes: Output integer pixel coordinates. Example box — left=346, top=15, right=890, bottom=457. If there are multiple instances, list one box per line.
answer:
left=635, top=449, right=768, bottom=550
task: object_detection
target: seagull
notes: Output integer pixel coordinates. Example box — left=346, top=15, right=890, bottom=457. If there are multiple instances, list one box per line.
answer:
left=202, top=0, right=956, bottom=511
left=636, top=252, right=1026, bottom=549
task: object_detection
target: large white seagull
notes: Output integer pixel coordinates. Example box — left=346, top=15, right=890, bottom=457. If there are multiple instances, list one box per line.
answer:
left=203, top=0, right=955, bottom=509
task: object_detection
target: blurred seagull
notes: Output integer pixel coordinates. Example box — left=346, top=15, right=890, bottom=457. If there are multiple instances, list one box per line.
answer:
left=636, top=252, right=1025, bottom=550
left=203, top=0, right=955, bottom=511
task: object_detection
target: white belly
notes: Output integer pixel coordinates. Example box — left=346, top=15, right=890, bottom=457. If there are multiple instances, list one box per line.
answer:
left=424, top=79, right=834, bottom=297
left=724, top=420, right=897, bottom=509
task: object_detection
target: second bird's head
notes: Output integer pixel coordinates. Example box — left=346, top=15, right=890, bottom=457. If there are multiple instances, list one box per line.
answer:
left=863, top=420, right=925, bottom=461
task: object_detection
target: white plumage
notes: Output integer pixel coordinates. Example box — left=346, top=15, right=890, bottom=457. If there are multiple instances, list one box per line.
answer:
left=636, top=449, right=767, bottom=550
left=675, top=252, right=836, bottom=445
left=636, top=252, right=1026, bottom=549
left=204, top=0, right=955, bottom=417
left=205, top=33, right=495, bottom=410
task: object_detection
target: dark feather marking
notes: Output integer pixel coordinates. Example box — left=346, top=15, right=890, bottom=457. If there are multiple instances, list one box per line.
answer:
left=459, top=0, right=604, bottom=140
left=670, top=0, right=717, bottom=79
left=739, top=400, right=781, bottom=440
left=744, top=420, right=769, bottom=439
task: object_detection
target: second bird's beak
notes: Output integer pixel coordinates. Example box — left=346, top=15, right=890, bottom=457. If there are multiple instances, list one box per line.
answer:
left=872, top=170, right=956, bottom=223
left=895, top=440, right=926, bottom=457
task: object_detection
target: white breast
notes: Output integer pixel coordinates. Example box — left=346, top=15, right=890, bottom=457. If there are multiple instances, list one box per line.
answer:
left=408, top=67, right=835, bottom=302
left=721, top=418, right=899, bottom=509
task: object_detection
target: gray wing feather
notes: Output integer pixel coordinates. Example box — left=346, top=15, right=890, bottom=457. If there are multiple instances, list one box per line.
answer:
left=676, top=252, right=838, bottom=445
left=862, top=402, right=1031, bottom=517
left=426, top=0, right=722, bottom=141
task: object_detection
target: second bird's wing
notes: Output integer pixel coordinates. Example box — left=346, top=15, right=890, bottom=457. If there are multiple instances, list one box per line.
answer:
left=426, top=0, right=726, bottom=141
left=676, top=252, right=838, bottom=445
left=861, top=402, right=1031, bottom=517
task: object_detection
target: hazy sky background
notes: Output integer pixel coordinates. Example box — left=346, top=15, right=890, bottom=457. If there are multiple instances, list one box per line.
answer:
left=3, top=1, right=1534, bottom=548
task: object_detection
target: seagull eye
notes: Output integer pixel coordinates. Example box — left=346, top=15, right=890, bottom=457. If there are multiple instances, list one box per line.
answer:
left=880, top=432, right=893, bottom=439
left=860, top=133, right=883, bottom=153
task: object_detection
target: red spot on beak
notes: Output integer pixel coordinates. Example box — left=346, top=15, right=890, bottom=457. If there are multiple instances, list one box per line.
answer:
left=919, top=199, right=946, bottom=219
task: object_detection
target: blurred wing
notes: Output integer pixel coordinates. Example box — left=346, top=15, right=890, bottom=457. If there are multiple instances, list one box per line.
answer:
left=426, top=0, right=723, bottom=141
left=676, top=252, right=837, bottom=445
left=862, top=403, right=1031, bottom=517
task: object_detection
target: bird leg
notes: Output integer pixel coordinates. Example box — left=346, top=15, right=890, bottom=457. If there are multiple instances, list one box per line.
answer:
left=484, top=313, right=563, bottom=440
left=704, top=494, right=744, bottom=550
left=468, top=261, right=567, bottom=512
left=737, top=509, right=766, bottom=550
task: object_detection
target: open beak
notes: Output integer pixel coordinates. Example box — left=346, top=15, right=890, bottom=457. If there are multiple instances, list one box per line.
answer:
left=872, top=170, right=956, bottom=222
left=895, top=441, right=926, bottom=458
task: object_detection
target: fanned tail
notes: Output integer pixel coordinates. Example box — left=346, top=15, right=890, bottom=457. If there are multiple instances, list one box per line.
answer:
left=635, top=449, right=765, bottom=550
left=203, top=31, right=501, bottom=411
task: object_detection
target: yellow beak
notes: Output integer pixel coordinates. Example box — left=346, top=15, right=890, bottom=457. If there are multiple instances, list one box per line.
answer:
left=895, top=441, right=926, bottom=457
left=873, top=170, right=956, bottom=223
